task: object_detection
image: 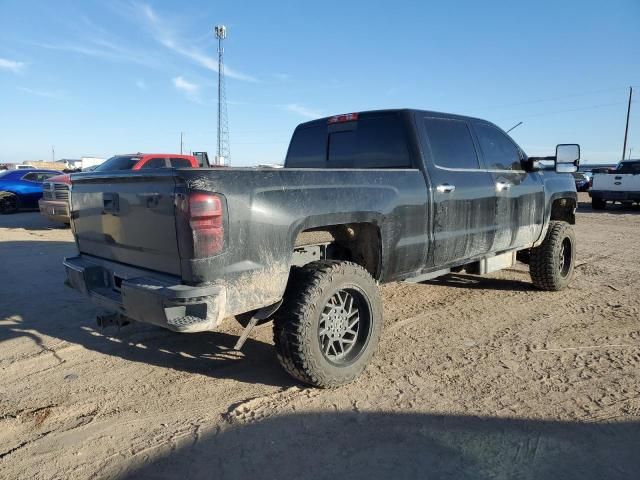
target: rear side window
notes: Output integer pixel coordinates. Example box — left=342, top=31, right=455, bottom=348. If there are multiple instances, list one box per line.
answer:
left=169, top=158, right=193, bottom=168
left=140, top=158, right=167, bottom=169
left=286, top=115, right=411, bottom=168
left=475, top=123, right=523, bottom=171
left=424, top=118, right=479, bottom=169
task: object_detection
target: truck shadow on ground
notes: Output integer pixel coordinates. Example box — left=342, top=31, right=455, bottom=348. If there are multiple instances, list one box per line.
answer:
left=0, top=211, right=68, bottom=230
left=116, top=411, right=640, bottom=480
left=0, top=239, right=295, bottom=388
left=423, top=272, right=534, bottom=292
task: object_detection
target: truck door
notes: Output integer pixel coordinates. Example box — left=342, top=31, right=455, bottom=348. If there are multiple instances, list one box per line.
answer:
left=419, top=116, right=497, bottom=267
left=473, top=122, right=544, bottom=251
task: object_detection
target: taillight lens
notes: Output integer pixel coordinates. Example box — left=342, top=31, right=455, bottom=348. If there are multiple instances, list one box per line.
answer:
left=178, top=192, right=224, bottom=258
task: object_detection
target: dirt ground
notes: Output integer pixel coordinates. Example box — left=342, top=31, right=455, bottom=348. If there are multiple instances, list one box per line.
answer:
left=1, top=193, right=639, bottom=479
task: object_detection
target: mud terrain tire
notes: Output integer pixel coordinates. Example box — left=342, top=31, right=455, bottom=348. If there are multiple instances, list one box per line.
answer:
left=0, top=191, right=19, bottom=214
left=273, top=260, right=383, bottom=388
left=529, top=221, right=576, bottom=291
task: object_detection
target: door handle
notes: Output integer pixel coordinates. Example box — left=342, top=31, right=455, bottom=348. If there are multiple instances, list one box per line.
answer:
left=496, top=181, right=511, bottom=192
left=436, top=184, right=456, bottom=193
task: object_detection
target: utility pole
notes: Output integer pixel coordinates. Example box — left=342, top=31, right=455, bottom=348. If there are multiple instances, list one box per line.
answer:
left=622, top=86, right=632, bottom=161
left=214, top=25, right=230, bottom=166
left=180, top=132, right=184, bottom=154
left=51, top=146, right=55, bottom=162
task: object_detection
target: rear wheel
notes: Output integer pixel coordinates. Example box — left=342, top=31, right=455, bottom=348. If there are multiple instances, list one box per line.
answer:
left=591, top=198, right=606, bottom=210
left=0, top=192, right=19, bottom=214
left=273, top=261, right=383, bottom=388
left=529, top=221, right=576, bottom=291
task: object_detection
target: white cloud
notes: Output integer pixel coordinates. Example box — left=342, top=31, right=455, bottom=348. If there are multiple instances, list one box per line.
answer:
left=17, top=87, right=64, bottom=99
left=173, top=76, right=198, bottom=93
left=131, top=3, right=258, bottom=82
left=285, top=103, right=322, bottom=119
left=136, top=79, right=147, bottom=90
left=0, top=58, right=25, bottom=73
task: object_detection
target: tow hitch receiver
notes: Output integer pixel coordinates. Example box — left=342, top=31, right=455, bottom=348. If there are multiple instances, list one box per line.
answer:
left=96, top=313, right=131, bottom=332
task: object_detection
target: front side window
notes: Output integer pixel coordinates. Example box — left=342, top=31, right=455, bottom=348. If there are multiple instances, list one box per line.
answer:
left=475, top=123, right=523, bottom=171
left=424, top=118, right=479, bottom=169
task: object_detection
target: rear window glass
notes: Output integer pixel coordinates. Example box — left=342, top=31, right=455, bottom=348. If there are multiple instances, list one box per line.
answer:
left=94, top=155, right=141, bottom=171
left=617, top=162, right=640, bottom=174
left=424, top=118, right=479, bottom=170
left=286, top=126, right=326, bottom=167
left=286, top=115, right=411, bottom=168
left=170, top=158, right=192, bottom=168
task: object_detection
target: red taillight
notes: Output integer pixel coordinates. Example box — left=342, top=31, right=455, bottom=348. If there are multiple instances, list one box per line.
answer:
left=328, top=112, right=358, bottom=124
left=188, top=193, right=224, bottom=257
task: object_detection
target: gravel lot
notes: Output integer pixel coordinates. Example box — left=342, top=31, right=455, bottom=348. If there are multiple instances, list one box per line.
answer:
left=1, top=193, right=639, bottom=479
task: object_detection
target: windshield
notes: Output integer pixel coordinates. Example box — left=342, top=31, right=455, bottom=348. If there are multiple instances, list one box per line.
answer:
left=93, top=155, right=141, bottom=171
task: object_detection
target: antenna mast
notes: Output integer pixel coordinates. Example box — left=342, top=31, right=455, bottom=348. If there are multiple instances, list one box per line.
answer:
left=214, top=25, right=230, bottom=166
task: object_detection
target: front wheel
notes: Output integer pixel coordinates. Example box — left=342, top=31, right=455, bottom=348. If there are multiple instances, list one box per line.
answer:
left=529, top=221, right=576, bottom=291
left=273, top=261, right=383, bottom=388
left=0, top=191, right=19, bottom=214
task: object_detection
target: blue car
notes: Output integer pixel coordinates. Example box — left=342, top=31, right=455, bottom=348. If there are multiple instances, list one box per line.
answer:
left=0, top=169, right=62, bottom=214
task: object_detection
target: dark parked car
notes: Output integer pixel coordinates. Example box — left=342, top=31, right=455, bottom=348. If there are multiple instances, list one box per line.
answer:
left=63, top=109, right=579, bottom=387
left=0, top=169, right=62, bottom=213
left=572, top=171, right=591, bottom=191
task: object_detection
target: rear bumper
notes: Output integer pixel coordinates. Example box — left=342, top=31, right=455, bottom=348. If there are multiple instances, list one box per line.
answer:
left=39, top=199, right=70, bottom=223
left=589, top=190, right=640, bottom=202
left=63, top=255, right=226, bottom=332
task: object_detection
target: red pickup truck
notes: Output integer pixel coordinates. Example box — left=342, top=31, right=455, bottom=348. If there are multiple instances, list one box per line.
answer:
left=39, top=153, right=202, bottom=224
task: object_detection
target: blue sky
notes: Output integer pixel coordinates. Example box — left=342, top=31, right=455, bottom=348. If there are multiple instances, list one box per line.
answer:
left=0, top=0, right=639, bottom=165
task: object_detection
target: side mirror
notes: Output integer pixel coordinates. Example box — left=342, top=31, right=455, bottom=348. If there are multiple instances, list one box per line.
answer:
left=555, top=144, right=580, bottom=173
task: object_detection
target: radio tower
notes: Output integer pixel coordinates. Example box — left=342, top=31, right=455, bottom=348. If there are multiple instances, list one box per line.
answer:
left=214, top=25, right=230, bottom=166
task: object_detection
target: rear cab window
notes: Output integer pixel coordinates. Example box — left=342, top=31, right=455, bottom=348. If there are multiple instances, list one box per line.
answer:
left=285, top=113, right=411, bottom=168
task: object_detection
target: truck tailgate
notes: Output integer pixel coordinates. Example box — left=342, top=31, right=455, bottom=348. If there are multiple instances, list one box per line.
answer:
left=593, top=173, right=640, bottom=192
left=71, top=173, right=182, bottom=275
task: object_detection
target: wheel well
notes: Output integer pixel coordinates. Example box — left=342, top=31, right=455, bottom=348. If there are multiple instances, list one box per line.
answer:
left=550, top=197, right=576, bottom=225
left=293, top=223, right=382, bottom=280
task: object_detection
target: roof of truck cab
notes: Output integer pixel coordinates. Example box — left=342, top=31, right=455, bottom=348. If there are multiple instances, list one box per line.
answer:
left=122, top=153, right=196, bottom=158
left=295, top=108, right=491, bottom=129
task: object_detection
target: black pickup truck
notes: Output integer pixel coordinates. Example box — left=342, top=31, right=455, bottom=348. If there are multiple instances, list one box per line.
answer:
left=64, top=109, right=579, bottom=387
